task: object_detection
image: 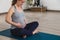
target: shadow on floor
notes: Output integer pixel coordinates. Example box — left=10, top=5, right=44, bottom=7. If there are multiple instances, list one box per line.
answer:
left=0, top=29, right=60, bottom=40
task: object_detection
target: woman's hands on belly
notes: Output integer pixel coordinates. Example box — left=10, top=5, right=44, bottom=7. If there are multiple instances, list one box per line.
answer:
left=15, top=22, right=26, bottom=28
left=15, top=23, right=22, bottom=28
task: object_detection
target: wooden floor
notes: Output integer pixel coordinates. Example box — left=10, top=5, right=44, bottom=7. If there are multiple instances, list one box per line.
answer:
left=0, top=11, right=60, bottom=40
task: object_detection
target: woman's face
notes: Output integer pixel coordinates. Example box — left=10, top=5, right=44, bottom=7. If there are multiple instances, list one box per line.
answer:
left=17, top=0, right=25, bottom=5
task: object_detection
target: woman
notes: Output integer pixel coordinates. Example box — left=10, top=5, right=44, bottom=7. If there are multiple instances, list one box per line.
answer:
left=5, top=0, right=39, bottom=38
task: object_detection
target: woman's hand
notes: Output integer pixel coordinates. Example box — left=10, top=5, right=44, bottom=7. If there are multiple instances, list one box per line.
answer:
left=15, top=23, right=22, bottom=28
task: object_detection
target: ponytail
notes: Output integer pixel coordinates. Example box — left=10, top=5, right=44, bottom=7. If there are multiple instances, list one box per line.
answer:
left=12, top=0, right=17, bottom=6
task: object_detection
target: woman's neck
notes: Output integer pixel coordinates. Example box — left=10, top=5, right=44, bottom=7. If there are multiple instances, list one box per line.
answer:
left=15, top=3, right=22, bottom=8
left=15, top=4, right=23, bottom=12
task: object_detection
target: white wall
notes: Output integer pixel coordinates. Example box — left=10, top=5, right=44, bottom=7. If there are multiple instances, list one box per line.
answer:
left=41, top=0, right=60, bottom=10
left=0, top=0, right=12, bottom=13
left=0, top=0, right=27, bottom=13
left=0, top=0, right=60, bottom=13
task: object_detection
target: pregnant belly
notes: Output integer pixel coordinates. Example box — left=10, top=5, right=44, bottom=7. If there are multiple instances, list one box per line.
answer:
left=19, top=20, right=26, bottom=28
left=13, top=18, right=26, bottom=28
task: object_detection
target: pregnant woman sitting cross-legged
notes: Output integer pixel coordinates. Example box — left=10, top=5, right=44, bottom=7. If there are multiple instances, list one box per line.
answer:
left=5, top=0, right=39, bottom=38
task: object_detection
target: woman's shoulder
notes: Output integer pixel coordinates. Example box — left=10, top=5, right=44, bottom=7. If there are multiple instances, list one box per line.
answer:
left=8, top=6, right=15, bottom=12
left=10, top=6, right=14, bottom=10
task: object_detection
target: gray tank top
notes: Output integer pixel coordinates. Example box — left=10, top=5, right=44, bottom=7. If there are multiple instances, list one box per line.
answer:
left=11, top=6, right=26, bottom=29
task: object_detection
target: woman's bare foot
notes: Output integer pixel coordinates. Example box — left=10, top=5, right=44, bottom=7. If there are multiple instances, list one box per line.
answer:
left=33, top=30, right=39, bottom=35
left=22, top=35, right=27, bottom=38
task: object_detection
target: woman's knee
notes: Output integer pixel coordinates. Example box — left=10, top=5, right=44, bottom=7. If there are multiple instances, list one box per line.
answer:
left=33, top=21, right=39, bottom=26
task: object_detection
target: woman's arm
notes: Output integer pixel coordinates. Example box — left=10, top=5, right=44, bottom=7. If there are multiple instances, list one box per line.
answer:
left=5, top=6, right=22, bottom=28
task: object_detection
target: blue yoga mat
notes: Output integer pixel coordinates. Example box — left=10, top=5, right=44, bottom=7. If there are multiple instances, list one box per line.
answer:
left=0, top=29, right=60, bottom=40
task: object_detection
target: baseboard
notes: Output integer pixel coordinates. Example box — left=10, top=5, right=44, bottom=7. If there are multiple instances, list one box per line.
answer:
left=47, top=10, right=60, bottom=12
left=0, top=12, right=7, bottom=15
left=0, top=9, right=29, bottom=15
left=0, top=9, right=28, bottom=15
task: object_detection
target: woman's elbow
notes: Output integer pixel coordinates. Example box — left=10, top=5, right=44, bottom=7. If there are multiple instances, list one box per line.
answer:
left=5, top=18, right=8, bottom=23
left=5, top=18, right=9, bottom=23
